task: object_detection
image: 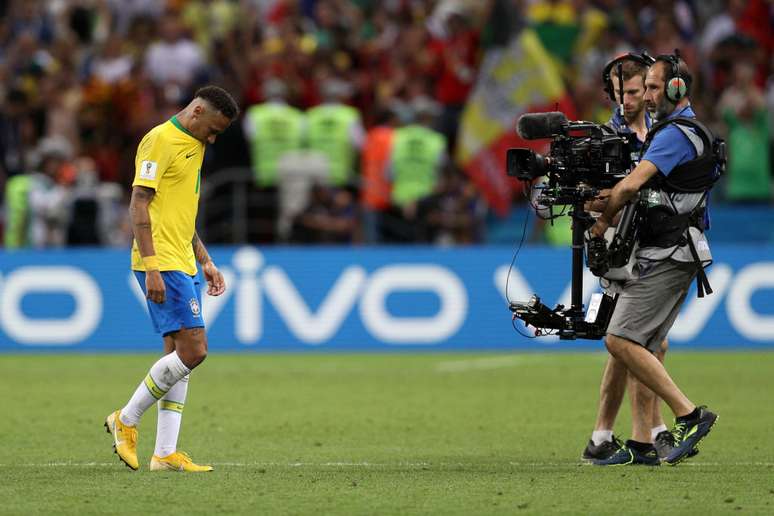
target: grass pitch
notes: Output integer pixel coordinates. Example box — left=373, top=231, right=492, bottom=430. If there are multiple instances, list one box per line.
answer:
left=1, top=352, right=772, bottom=515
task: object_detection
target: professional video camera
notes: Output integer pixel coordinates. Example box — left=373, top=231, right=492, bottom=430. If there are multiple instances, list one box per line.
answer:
left=506, top=112, right=631, bottom=205
left=505, top=112, right=639, bottom=340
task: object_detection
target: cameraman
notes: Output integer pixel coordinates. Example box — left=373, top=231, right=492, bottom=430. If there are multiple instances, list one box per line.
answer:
left=589, top=54, right=719, bottom=465
left=582, top=54, right=678, bottom=465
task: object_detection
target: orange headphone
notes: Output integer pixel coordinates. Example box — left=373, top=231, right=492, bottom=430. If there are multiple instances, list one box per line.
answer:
left=656, top=49, right=691, bottom=103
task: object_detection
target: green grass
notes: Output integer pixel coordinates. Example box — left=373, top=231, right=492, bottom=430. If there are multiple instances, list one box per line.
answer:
left=1, top=352, right=773, bottom=515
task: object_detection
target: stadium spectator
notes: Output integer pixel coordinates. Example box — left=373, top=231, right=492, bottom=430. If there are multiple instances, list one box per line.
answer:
left=64, top=0, right=111, bottom=46
left=291, top=183, right=358, bottom=244
left=66, top=156, right=129, bottom=246
left=39, top=66, right=82, bottom=154
left=718, top=62, right=771, bottom=202
left=181, top=0, right=241, bottom=59
left=698, top=0, right=745, bottom=59
left=276, top=149, right=330, bottom=242
left=4, top=0, right=56, bottom=45
left=123, top=14, right=159, bottom=62
left=0, top=89, right=30, bottom=181
left=88, top=35, right=135, bottom=86
left=424, top=166, right=486, bottom=245
left=106, top=0, right=165, bottom=36
left=637, top=0, right=696, bottom=43
left=360, top=106, right=398, bottom=243
left=644, top=14, right=696, bottom=68
left=428, top=3, right=480, bottom=149
left=144, top=12, right=205, bottom=100
left=27, top=136, right=74, bottom=248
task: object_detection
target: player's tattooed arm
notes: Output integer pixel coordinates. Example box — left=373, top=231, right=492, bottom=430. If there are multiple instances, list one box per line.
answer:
left=192, top=231, right=212, bottom=265
left=131, top=185, right=165, bottom=303
left=130, top=186, right=156, bottom=258
left=193, top=231, right=226, bottom=296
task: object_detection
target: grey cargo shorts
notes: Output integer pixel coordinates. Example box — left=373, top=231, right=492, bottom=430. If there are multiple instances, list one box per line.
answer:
left=607, top=260, right=697, bottom=353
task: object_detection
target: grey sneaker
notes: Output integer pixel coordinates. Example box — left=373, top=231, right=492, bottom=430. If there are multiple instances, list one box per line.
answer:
left=581, top=435, right=624, bottom=461
left=654, top=430, right=699, bottom=461
left=592, top=441, right=660, bottom=466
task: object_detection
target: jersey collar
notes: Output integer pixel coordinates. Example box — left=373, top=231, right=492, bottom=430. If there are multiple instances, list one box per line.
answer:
left=170, top=115, right=196, bottom=138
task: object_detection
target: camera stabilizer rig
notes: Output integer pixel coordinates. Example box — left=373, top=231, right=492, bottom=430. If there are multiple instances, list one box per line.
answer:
left=508, top=192, right=617, bottom=340
left=505, top=112, right=627, bottom=340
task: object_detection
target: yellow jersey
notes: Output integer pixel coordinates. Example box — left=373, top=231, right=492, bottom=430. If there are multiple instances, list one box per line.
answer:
left=131, top=116, right=205, bottom=275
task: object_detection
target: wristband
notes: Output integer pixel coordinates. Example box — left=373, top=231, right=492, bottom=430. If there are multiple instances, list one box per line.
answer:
left=143, top=255, right=160, bottom=270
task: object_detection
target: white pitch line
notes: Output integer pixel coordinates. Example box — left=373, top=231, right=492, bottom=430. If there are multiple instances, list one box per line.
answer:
left=2, top=461, right=773, bottom=468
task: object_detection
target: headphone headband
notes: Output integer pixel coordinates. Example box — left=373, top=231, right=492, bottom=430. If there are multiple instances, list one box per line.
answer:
left=654, top=52, right=679, bottom=71
left=602, top=52, right=655, bottom=102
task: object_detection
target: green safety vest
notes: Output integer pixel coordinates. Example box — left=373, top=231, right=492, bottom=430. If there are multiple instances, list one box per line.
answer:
left=543, top=208, right=573, bottom=246
left=246, top=103, right=304, bottom=187
left=723, top=108, right=771, bottom=201
left=3, top=175, right=30, bottom=248
left=391, top=125, right=446, bottom=206
left=306, top=104, right=361, bottom=186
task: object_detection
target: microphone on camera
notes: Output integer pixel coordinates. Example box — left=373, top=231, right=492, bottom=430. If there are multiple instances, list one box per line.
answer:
left=517, top=112, right=568, bottom=140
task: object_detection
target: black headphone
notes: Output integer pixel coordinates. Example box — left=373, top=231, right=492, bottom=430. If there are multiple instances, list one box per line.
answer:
left=602, top=51, right=655, bottom=103
left=656, top=49, right=691, bottom=103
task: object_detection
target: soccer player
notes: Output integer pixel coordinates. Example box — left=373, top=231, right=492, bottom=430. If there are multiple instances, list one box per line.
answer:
left=105, top=86, right=239, bottom=472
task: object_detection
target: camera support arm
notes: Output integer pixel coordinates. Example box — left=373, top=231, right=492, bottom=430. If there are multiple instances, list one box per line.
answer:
left=509, top=198, right=615, bottom=340
left=570, top=201, right=594, bottom=315
left=591, top=159, right=658, bottom=238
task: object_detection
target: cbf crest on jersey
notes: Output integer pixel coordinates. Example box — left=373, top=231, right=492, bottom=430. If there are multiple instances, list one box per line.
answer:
left=189, top=298, right=201, bottom=317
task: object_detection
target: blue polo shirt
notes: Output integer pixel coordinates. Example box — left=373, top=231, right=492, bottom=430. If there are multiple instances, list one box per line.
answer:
left=608, top=110, right=652, bottom=168
left=607, top=109, right=652, bottom=154
left=641, top=105, right=697, bottom=175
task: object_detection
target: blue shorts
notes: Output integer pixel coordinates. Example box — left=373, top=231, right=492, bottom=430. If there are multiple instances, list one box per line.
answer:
left=134, top=271, right=204, bottom=336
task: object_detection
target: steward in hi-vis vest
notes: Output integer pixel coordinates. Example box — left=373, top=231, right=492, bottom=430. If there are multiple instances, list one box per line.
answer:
left=391, top=124, right=446, bottom=207
left=305, top=79, right=364, bottom=186
left=243, top=79, right=304, bottom=187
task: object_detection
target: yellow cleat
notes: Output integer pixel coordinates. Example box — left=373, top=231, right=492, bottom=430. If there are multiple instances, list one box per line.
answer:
left=104, top=410, right=139, bottom=470
left=150, top=451, right=213, bottom=472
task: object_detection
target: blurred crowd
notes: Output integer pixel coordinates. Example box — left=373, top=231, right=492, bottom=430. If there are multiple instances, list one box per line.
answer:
left=0, top=0, right=772, bottom=248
